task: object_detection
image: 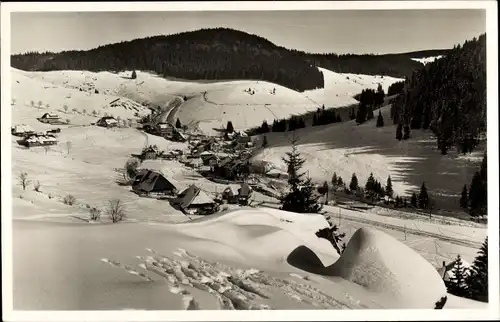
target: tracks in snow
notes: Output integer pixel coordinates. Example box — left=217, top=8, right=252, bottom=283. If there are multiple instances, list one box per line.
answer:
left=101, top=247, right=350, bottom=310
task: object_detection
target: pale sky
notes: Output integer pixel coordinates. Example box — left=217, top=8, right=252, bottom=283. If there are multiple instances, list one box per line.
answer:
left=11, top=10, right=486, bottom=55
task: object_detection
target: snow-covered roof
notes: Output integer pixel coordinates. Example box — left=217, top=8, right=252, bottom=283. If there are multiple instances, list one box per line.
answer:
left=12, top=124, right=35, bottom=133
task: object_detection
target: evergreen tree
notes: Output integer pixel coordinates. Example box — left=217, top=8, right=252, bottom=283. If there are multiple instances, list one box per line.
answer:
left=469, top=171, right=487, bottom=217
left=364, top=173, right=376, bottom=200
left=175, top=118, right=182, bottom=128
left=331, top=172, right=338, bottom=186
left=226, top=121, right=234, bottom=133
left=366, top=105, right=374, bottom=120
left=460, top=184, right=468, bottom=209
left=447, top=255, right=469, bottom=297
left=403, top=125, right=411, bottom=140
left=466, top=237, right=488, bottom=302
left=280, top=134, right=322, bottom=213
left=349, top=173, right=359, bottom=192
left=260, top=120, right=270, bottom=133
left=349, top=108, right=356, bottom=120
left=376, top=110, right=385, bottom=127
left=336, top=114, right=342, bottom=123
left=262, top=135, right=268, bottom=148
left=131, top=70, right=137, bottom=79
left=356, top=103, right=367, bottom=124
left=410, top=192, right=417, bottom=207
left=418, top=182, right=429, bottom=209
left=337, top=176, right=344, bottom=187
left=385, top=176, right=393, bottom=198
left=396, top=123, right=403, bottom=140
left=375, top=83, right=385, bottom=107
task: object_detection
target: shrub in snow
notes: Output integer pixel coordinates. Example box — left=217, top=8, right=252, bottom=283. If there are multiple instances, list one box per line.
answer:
left=316, top=217, right=346, bottom=255
left=33, top=180, right=41, bottom=192
left=89, top=207, right=102, bottom=221
left=63, top=194, right=76, bottom=206
left=19, top=172, right=30, bottom=191
left=107, top=199, right=126, bottom=223
left=124, top=158, right=141, bottom=184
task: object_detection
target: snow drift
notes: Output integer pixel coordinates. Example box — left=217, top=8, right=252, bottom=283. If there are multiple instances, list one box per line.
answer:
left=172, top=208, right=448, bottom=308
left=330, top=227, right=447, bottom=308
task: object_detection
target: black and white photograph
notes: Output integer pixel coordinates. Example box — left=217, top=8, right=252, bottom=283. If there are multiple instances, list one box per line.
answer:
left=1, top=1, right=498, bottom=321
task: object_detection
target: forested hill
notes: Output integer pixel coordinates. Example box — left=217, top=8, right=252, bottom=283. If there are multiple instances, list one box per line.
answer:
left=390, top=34, right=486, bottom=155
left=12, top=27, right=449, bottom=92
left=295, top=49, right=450, bottom=77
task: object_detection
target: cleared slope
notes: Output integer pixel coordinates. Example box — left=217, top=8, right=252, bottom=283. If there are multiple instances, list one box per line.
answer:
left=252, top=104, right=485, bottom=210
left=304, top=67, right=404, bottom=107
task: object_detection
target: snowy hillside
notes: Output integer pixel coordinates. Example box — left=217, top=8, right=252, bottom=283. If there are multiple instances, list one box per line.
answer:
left=304, top=67, right=403, bottom=107
left=252, top=104, right=485, bottom=208
left=13, top=67, right=404, bottom=136
left=411, top=55, right=444, bottom=65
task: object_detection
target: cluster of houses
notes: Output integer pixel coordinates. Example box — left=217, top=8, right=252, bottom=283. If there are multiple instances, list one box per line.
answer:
left=142, top=122, right=187, bottom=142
left=131, top=166, right=254, bottom=215
left=12, top=124, right=61, bottom=148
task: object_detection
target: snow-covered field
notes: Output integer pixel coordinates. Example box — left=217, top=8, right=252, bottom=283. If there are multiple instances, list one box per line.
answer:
left=8, top=66, right=488, bottom=311
left=13, top=67, right=404, bottom=136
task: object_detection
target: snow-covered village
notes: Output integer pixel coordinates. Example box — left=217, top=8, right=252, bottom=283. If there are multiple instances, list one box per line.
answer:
left=2, top=5, right=496, bottom=319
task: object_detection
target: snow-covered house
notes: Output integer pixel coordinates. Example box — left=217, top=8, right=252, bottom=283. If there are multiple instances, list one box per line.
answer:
left=222, top=186, right=239, bottom=204
left=38, top=113, right=61, bottom=124
left=176, top=185, right=219, bottom=215
left=11, top=124, right=35, bottom=136
left=96, top=116, right=118, bottom=128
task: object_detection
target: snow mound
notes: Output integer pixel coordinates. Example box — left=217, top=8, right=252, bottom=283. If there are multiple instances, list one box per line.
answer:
left=174, top=208, right=339, bottom=266
left=330, top=227, right=447, bottom=308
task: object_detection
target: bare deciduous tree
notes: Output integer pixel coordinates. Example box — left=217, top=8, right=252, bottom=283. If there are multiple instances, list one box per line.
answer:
left=19, top=172, right=30, bottom=190
left=92, top=110, right=97, bottom=117
left=107, top=199, right=126, bottom=223
left=44, top=145, right=50, bottom=154
left=37, top=101, right=43, bottom=109
left=82, top=108, right=87, bottom=115
left=63, top=105, right=69, bottom=113
left=30, top=100, right=35, bottom=108
left=45, top=104, right=50, bottom=109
